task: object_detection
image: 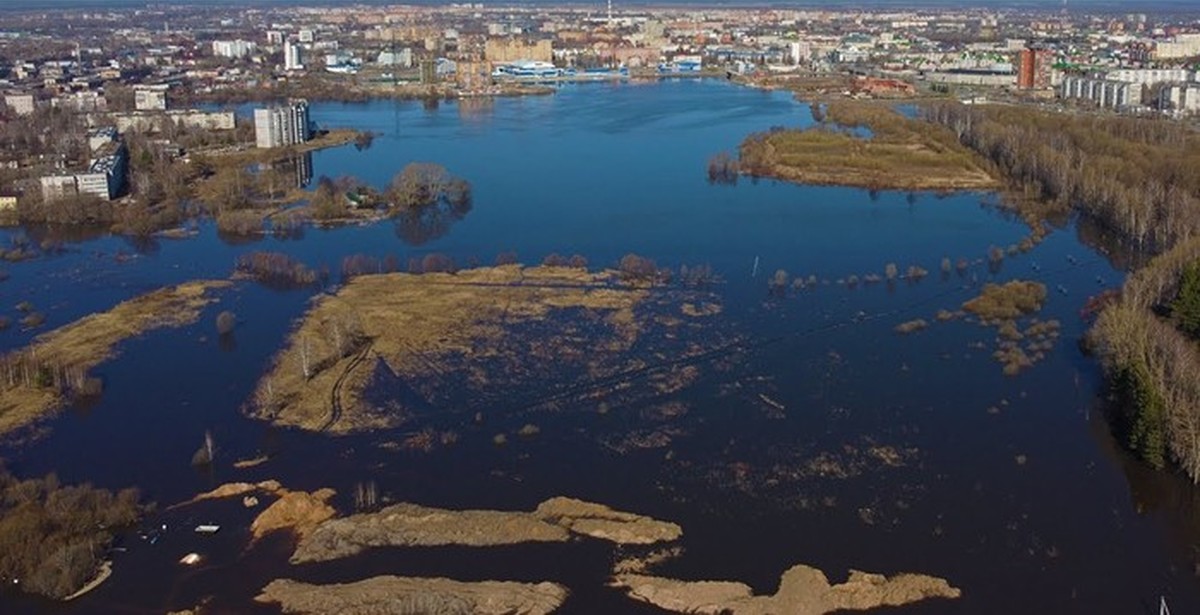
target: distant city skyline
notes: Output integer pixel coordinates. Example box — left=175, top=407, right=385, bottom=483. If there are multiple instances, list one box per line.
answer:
left=2, top=0, right=1199, bottom=10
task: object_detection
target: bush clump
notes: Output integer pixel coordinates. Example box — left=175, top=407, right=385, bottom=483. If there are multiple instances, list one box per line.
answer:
left=894, top=319, right=928, bottom=334
left=962, top=281, right=1047, bottom=322
left=216, top=310, right=237, bottom=335
left=618, top=253, right=660, bottom=283
left=234, top=252, right=326, bottom=289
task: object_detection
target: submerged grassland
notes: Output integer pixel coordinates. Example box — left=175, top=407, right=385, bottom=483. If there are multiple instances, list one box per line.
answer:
left=0, top=280, right=230, bottom=436
left=738, top=101, right=997, bottom=192
left=249, top=265, right=724, bottom=433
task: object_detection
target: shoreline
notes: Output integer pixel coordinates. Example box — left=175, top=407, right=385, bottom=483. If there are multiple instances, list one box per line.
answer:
left=62, top=560, right=111, bottom=601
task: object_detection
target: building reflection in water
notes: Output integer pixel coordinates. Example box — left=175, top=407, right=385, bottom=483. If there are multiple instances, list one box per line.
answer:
left=257, top=151, right=313, bottom=190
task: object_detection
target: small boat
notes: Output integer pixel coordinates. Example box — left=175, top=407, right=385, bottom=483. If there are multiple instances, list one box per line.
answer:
left=194, top=524, right=221, bottom=534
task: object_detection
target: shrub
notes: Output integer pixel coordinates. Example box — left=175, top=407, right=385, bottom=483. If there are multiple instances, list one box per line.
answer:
left=421, top=253, right=455, bottom=273
left=216, top=311, right=237, bottom=335
left=234, top=252, right=325, bottom=289
left=894, top=319, right=928, bottom=334
left=495, top=251, right=519, bottom=266
left=618, top=253, right=658, bottom=282
left=387, top=163, right=472, bottom=211
left=906, top=265, right=929, bottom=280
left=707, top=151, right=740, bottom=184
left=679, top=263, right=714, bottom=287
left=542, top=253, right=568, bottom=267
left=216, top=210, right=265, bottom=236
left=962, top=281, right=1047, bottom=322
left=768, top=269, right=790, bottom=295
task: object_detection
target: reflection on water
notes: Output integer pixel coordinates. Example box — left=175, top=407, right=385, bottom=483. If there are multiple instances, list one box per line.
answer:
left=392, top=195, right=472, bottom=247
left=1, top=80, right=1199, bottom=614
left=256, top=151, right=313, bottom=190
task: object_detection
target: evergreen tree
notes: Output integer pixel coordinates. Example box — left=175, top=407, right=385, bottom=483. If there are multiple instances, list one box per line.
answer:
left=1123, top=362, right=1166, bottom=470
left=1171, top=262, right=1200, bottom=338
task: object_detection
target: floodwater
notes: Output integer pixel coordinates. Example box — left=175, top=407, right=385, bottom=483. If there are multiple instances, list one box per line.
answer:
left=1, top=79, right=1199, bottom=614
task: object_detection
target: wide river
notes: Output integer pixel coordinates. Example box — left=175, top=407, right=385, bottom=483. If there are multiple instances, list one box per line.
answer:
left=2, top=79, right=1199, bottom=613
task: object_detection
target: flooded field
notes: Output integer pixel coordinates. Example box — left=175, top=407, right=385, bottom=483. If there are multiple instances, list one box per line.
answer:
left=1, top=80, right=1198, bottom=614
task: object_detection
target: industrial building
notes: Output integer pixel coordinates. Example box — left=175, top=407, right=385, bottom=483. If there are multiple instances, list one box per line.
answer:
left=254, top=100, right=311, bottom=149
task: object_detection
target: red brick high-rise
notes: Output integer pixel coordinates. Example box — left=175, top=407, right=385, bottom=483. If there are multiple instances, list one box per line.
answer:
left=1017, top=47, right=1054, bottom=89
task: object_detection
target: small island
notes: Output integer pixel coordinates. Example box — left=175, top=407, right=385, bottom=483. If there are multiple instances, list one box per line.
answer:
left=248, top=261, right=723, bottom=434
left=732, top=101, right=997, bottom=192
left=0, top=280, right=230, bottom=436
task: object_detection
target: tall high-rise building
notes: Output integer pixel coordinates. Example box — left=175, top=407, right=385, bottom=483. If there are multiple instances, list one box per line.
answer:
left=1017, top=46, right=1054, bottom=89
left=284, top=41, right=304, bottom=71
left=254, top=100, right=311, bottom=149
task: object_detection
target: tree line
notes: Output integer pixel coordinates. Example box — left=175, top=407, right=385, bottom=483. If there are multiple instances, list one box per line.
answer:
left=0, top=464, right=142, bottom=599
left=1090, top=237, right=1200, bottom=480
left=922, top=102, right=1200, bottom=479
left=925, top=103, right=1200, bottom=252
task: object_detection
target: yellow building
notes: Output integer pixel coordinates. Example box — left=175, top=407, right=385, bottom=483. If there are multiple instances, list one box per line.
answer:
left=0, top=194, right=17, bottom=212
left=485, top=38, right=553, bottom=63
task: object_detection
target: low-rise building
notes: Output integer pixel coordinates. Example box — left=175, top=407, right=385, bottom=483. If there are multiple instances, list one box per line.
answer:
left=88, top=126, right=118, bottom=152
left=108, top=110, right=236, bottom=133
left=40, top=141, right=127, bottom=202
left=134, top=85, right=169, bottom=111
left=54, top=91, right=107, bottom=113
left=3, top=93, right=35, bottom=116
left=0, top=192, right=17, bottom=212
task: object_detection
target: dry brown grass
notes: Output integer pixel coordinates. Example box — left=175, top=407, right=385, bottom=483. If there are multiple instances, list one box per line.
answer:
left=201, top=129, right=360, bottom=168
left=739, top=102, right=997, bottom=191
left=0, top=281, right=229, bottom=435
left=250, top=265, right=656, bottom=433
left=961, top=281, right=1047, bottom=323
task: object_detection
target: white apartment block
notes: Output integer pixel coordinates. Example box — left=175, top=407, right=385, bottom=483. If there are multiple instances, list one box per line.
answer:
left=1060, top=76, right=1135, bottom=110
left=1154, top=34, right=1200, bottom=60
left=284, top=41, right=304, bottom=71
left=254, top=100, right=311, bottom=149
left=212, top=39, right=257, bottom=59
left=3, top=94, right=35, bottom=116
left=1158, top=84, right=1200, bottom=115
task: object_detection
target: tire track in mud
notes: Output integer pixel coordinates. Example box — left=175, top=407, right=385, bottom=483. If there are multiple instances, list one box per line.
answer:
left=321, top=340, right=375, bottom=432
